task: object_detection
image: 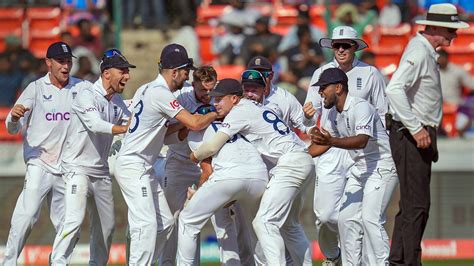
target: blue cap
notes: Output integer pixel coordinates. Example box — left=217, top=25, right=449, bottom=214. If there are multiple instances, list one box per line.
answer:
left=46, top=42, right=75, bottom=59
left=159, top=43, right=195, bottom=70
left=209, top=79, right=242, bottom=97
left=312, top=68, right=348, bottom=87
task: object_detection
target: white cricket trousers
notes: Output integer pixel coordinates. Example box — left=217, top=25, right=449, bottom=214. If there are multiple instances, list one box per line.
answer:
left=114, top=159, right=175, bottom=265
left=177, top=177, right=267, bottom=266
left=3, top=164, right=65, bottom=266
left=252, top=152, right=315, bottom=266
left=160, top=154, right=200, bottom=266
left=338, top=165, right=398, bottom=266
left=50, top=173, right=115, bottom=265
left=313, top=148, right=353, bottom=259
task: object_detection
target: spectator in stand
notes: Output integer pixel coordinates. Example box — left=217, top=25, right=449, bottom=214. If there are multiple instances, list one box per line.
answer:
left=240, top=16, right=282, bottom=65
left=0, top=53, right=23, bottom=107
left=123, top=0, right=168, bottom=29
left=74, top=18, right=104, bottom=58
left=278, top=4, right=326, bottom=53
left=218, top=0, right=261, bottom=35
left=212, top=18, right=246, bottom=65
left=438, top=49, right=474, bottom=136
left=280, top=25, right=325, bottom=92
left=171, top=18, right=201, bottom=66
left=61, top=31, right=100, bottom=77
left=4, top=35, right=36, bottom=74
left=20, top=58, right=48, bottom=91
left=74, top=56, right=99, bottom=82
left=325, top=1, right=376, bottom=37
left=379, top=0, right=402, bottom=27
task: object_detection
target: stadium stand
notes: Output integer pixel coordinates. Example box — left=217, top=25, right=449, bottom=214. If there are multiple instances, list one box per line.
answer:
left=0, top=8, right=24, bottom=52
left=0, top=107, right=21, bottom=142
left=213, top=64, right=245, bottom=80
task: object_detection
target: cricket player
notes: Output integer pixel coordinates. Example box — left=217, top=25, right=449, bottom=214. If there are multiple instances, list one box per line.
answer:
left=177, top=79, right=268, bottom=266
left=160, top=66, right=218, bottom=266
left=303, top=25, right=388, bottom=265
left=190, top=79, right=316, bottom=265
left=2, top=42, right=91, bottom=265
left=50, top=49, right=135, bottom=265
left=308, top=68, right=398, bottom=265
left=114, top=43, right=217, bottom=265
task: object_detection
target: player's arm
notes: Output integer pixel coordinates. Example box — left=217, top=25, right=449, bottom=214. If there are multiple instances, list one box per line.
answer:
left=175, top=109, right=217, bottom=131
left=74, top=91, right=127, bottom=135
left=198, top=158, right=213, bottom=187
left=6, top=82, right=35, bottom=134
left=190, top=131, right=230, bottom=162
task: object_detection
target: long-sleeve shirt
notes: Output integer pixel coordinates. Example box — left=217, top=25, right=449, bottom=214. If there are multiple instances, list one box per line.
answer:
left=386, top=33, right=442, bottom=134
left=440, top=63, right=474, bottom=105
left=61, top=78, right=130, bottom=178
left=5, top=74, right=91, bottom=174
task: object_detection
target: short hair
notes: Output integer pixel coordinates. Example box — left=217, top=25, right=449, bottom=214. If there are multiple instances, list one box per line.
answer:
left=193, top=65, right=217, bottom=83
left=438, top=48, right=448, bottom=58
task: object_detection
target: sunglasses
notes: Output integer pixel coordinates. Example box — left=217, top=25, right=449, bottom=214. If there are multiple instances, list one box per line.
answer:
left=174, top=58, right=195, bottom=70
left=241, top=70, right=267, bottom=86
left=101, top=49, right=127, bottom=62
left=331, top=42, right=355, bottom=50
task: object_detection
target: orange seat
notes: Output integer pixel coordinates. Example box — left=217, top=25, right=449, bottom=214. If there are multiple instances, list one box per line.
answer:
left=377, top=23, right=412, bottom=47
left=441, top=103, right=458, bottom=137
left=453, top=23, right=474, bottom=47
left=0, top=107, right=22, bottom=142
left=26, top=7, right=63, bottom=31
left=444, top=45, right=474, bottom=66
left=369, top=45, right=404, bottom=70
left=309, top=5, right=326, bottom=33
left=0, top=8, right=24, bottom=30
left=214, top=65, right=245, bottom=80
left=270, top=24, right=290, bottom=36
left=29, top=27, right=61, bottom=58
left=273, top=5, right=298, bottom=25
left=196, top=25, right=217, bottom=64
left=197, top=5, right=229, bottom=24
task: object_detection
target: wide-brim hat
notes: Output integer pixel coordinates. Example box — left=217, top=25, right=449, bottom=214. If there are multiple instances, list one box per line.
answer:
left=416, top=3, right=469, bottom=29
left=319, top=26, right=368, bottom=51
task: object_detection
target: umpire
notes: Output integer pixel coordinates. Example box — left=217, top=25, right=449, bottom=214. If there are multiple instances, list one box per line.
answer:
left=385, top=4, right=468, bottom=265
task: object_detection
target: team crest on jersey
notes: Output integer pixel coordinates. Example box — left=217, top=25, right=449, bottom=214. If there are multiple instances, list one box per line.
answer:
left=346, top=117, right=351, bottom=129
left=72, top=92, right=77, bottom=99
left=356, top=77, right=362, bottom=90
left=43, top=94, right=53, bottom=101
left=169, top=99, right=180, bottom=110
left=113, top=105, right=118, bottom=118
left=221, top=122, right=230, bottom=128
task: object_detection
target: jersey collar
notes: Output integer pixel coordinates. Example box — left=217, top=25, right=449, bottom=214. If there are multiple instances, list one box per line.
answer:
left=342, top=95, right=354, bottom=112
left=332, top=58, right=360, bottom=70
left=416, top=32, right=439, bottom=61
left=93, top=77, right=109, bottom=98
left=43, top=73, right=73, bottom=89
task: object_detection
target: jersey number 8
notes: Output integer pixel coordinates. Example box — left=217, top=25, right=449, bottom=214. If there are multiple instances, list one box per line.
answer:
left=128, top=100, right=144, bottom=133
left=263, top=110, right=290, bottom=135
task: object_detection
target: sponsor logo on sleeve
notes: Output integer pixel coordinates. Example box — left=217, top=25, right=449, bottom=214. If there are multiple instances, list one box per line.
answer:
left=83, top=107, right=98, bottom=113
left=170, top=100, right=180, bottom=110
left=221, top=123, right=230, bottom=128
left=356, top=125, right=371, bottom=130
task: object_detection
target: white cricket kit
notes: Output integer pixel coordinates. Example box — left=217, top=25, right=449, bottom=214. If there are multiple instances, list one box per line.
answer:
left=219, top=99, right=315, bottom=265
left=265, top=84, right=307, bottom=133
left=115, top=74, right=180, bottom=265
left=3, top=74, right=91, bottom=265
left=159, top=83, right=204, bottom=266
left=304, top=59, right=388, bottom=259
left=324, top=96, right=398, bottom=265
left=177, top=121, right=268, bottom=265
left=50, top=78, right=130, bottom=265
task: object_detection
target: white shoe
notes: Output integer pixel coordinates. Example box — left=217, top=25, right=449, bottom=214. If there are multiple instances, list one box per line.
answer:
left=322, top=253, right=341, bottom=266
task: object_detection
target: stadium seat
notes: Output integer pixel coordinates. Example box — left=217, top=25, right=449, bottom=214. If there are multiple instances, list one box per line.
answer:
left=26, top=7, right=63, bottom=31
left=441, top=103, right=458, bottom=137
left=196, top=24, right=216, bottom=65
left=270, top=24, right=290, bottom=36
left=273, top=5, right=298, bottom=25
left=445, top=45, right=474, bottom=67
left=29, top=27, right=62, bottom=58
left=377, top=23, right=412, bottom=47
left=0, top=8, right=24, bottom=52
left=309, top=5, right=326, bottom=33
left=196, top=5, right=229, bottom=25
left=0, top=107, right=22, bottom=142
left=369, top=45, right=404, bottom=70
left=213, top=65, right=245, bottom=80
left=453, top=23, right=474, bottom=47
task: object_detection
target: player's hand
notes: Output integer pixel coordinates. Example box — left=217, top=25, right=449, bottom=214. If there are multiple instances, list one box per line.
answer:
left=303, top=102, right=316, bottom=119
left=108, top=139, right=122, bottom=157
left=195, top=104, right=216, bottom=115
left=311, top=127, right=332, bottom=146
left=413, top=128, right=431, bottom=149
left=10, top=104, right=30, bottom=122
left=186, top=184, right=197, bottom=200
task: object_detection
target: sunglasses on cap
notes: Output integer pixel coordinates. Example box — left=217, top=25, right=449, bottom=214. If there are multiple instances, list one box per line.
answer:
left=101, top=49, right=127, bottom=61
left=331, top=42, right=355, bottom=50
left=242, top=70, right=268, bottom=85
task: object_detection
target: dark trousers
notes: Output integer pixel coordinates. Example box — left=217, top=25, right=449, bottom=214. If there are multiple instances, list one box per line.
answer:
left=388, top=121, right=438, bottom=266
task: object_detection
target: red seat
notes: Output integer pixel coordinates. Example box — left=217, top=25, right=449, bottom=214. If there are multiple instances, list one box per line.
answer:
left=196, top=25, right=217, bottom=64
left=0, top=8, right=24, bottom=52
left=309, top=5, right=326, bottom=33
left=453, top=23, right=474, bottom=47
left=214, top=65, right=245, bottom=80
left=377, top=23, right=412, bottom=47
left=29, top=27, right=62, bottom=58
left=369, top=45, right=404, bottom=70
left=197, top=5, right=229, bottom=24
left=444, top=45, right=474, bottom=67
left=26, top=7, right=63, bottom=31
left=441, top=103, right=458, bottom=137
left=273, top=5, right=298, bottom=25
left=0, top=107, right=22, bottom=142
left=270, top=24, right=290, bottom=36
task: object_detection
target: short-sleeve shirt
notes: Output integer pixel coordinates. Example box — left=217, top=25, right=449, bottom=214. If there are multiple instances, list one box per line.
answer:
left=62, top=77, right=130, bottom=178
left=324, top=95, right=394, bottom=171
left=117, top=74, right=184, bottom=168
left=188, top=121, right=268, bottom=181
left=265, top=85, right=307, bottom=133
left=5, top=74, right=91, bottom=174
left=218, top=98, right=307, bottom=165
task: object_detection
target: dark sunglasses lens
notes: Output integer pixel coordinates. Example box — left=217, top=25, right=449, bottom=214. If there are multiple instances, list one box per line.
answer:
left=104, top=49, right=122, bottom=58
left=242, top=70, right=262, bottom=80
left=333, top=43, right=353, bottom=49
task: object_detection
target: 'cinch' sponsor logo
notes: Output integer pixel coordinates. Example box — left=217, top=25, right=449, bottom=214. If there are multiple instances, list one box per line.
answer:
left=45, top=112, right=70, bottom=121
left=83, top=107, right=98, bottom=113
left=356, top=125, right=371, bottom=130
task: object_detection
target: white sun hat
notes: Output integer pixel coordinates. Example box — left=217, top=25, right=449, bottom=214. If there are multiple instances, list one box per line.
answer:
left=416, top=3, right=469, bottom=29
left=319, top=26, right=368, bottom=51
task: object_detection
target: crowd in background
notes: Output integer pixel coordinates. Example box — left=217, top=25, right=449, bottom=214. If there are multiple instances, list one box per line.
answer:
left=1, top=0, right=474, bottom=137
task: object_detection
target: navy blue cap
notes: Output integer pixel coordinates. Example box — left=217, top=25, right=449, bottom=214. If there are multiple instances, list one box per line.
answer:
left=100, top=49, right=136, bottom=72
left=209, top=78, right=242, bottom=97
left=312, top=68, right=348, bottom=87
left=159, top=43, right=196, bottom=70
left=46, top=42, right=75, bottom=59
left=247, top=55, right=272, bottom=71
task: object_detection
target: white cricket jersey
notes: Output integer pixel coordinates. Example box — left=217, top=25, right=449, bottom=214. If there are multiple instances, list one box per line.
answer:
left=324, top=95, right=394, bottom=172
left=117, top=74, right=184, bottom=169
left=218, top=99, right=307, bottom=165
left=61, top=78, right=131, bottom=178
left=167, top=83, right=204, bottom=158
left=264, top=85, right=307, bottom=133
left=188, top=121, right=268, bottom=181
left=305, top=59, right=388, bottom=129
left=5, top=74, right=91, bottom=174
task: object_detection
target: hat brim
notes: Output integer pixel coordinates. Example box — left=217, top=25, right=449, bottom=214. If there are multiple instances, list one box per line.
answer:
left=415, top=20, right=469, bottom=29
left=242, top=79, right=266, bottom=87
left=320, top=38, right=368, bottom=51
left=208, top=91, right=242, bottom=97
left=49, top=54, right=77, bottom=59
